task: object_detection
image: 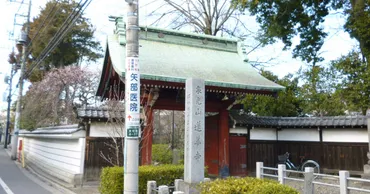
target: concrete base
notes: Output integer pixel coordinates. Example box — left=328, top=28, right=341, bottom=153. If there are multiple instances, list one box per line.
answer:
left=178, top=182, right=200, bottom=194
left=361, top=165, right=370, bottom=186
left=364, top=164, right=370, bottom=174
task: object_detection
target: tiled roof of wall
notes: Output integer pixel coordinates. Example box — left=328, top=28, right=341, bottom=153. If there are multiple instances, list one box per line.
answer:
left=229, top=111, right=369, bottom=127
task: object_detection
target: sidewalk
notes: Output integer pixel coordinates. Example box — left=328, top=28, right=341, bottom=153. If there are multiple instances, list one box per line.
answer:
left=70, top=181, right=100, bottom=194
left=3, top=147, right=101, bottom=194
left=0, top=148, right=54, bottom=194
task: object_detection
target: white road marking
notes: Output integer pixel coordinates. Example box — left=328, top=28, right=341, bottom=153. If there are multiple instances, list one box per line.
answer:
left=0, top=177, right=14, bottom=194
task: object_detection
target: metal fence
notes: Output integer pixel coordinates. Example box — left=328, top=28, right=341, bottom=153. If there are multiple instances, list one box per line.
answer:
left=256, top=162, right=370, bottom=194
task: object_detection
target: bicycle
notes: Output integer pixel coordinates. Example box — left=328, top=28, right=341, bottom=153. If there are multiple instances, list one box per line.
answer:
left=275, top=152, right=320, bottom=177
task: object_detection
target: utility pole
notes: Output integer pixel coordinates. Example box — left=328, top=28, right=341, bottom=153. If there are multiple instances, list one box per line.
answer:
left=4, top=67, right=15, bottom=149
left=124, top=0, right=140, bottom=193
left=11, top=0, right=31, bottom=160
left=172, top=110, right=175, bottom=149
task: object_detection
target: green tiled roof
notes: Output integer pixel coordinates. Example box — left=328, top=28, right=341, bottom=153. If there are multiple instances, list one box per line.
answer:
left=104, top=22, right=284, bottom=92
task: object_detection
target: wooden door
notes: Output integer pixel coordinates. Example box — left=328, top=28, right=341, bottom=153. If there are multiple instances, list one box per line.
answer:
left=205, top=115, right=219, bottom=176
left=230, top=136, right=247, bottom=176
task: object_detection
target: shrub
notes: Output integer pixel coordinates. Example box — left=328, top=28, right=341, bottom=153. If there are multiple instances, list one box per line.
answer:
left=99, top=164, right=183, bottom=194
left=152, top=144, right=172, bottom=164
left=199, top=177, right=299, bottom=194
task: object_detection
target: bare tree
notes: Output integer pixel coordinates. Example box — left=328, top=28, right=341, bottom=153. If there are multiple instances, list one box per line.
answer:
left=147, top=0, right=250, bottom=37
left=99, top=86, right=158, bottom=166
left=143, top=0, right=278, bottom=68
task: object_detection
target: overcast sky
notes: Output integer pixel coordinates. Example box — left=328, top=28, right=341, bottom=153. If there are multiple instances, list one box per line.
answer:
left=0, top=0, right=359, bottom=110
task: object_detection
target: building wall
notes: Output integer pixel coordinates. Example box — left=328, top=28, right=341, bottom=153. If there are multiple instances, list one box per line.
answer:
left=323, top=128, right=368, bottom=143
left=231, top=127, right=367, bottom=143
left=230, top=126, right=368, bottom=173
left=249, top=128, right=276, bottom=140
left=19, top=136, right=85, bottom=186
left=229, top=127, right=248, bottom=135
left=278, top=128, right=320, bottom=142
left=89, top=122, right=124, bottom=137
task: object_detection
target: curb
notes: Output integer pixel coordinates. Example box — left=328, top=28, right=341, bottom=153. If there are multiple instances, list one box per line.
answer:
left=3, top=148, right=76, bottom=194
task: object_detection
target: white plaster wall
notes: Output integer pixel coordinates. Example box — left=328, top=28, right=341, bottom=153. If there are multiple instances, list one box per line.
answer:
left=278, top=128, right=320, bottom=142
left=19, top=137, right=85, bottom=185
left=89, top=122, right=125, bottom=137
left=323, top=128, right=368, bottom=143
left=250, top=128, right=276, bottom=140
left=229, top=127, right=248, bottom=134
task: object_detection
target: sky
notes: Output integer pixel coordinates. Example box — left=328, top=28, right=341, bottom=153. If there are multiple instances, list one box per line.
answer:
left=0, top=0, right=359, bottom=110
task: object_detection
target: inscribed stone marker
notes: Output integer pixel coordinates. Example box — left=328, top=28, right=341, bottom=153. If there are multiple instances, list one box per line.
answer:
left=184, top=78, right=205, bottom=184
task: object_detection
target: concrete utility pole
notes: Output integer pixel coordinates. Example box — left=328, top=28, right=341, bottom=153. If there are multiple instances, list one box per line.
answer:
left=11, top=0, right=31, bottom=160
left=4, top=67, right=15, bottom=149
left=124, top=0, right=140, bottom=193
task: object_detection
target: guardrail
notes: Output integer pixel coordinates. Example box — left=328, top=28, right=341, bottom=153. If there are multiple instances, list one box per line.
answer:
left=256, top=162, right=370, bottom=194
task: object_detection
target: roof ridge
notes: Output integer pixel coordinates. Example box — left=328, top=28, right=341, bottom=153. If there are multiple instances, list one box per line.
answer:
left=230, top=112, right=370, bottom=127
left=111, top=16, right=239, bottom=43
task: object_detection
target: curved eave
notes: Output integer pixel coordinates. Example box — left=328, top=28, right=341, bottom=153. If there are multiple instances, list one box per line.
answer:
left=96, top=44, right=112, bottom=97
left=97, top=33, right=285, bottom=98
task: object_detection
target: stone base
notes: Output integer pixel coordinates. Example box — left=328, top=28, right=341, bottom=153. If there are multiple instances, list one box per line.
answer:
left=364, top=164, right=370, bottom=174
left=178, top=182, right=200, bottom=194
left=361, top=165, right=370, bottom=186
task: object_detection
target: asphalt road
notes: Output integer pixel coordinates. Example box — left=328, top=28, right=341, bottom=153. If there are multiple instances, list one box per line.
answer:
left=0, top=148, right=51, bottom=194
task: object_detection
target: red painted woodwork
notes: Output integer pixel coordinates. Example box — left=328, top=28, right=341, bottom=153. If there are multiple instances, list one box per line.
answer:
left=205, top=115, right=219, bottom=176
left=141, top=108, right=154, bottom=165
left=218, top=109, right=230, bottom=177
left=229, top=136, right=247, bottom=176
left=139, top=80, right=276, bottom=95
left=153, top=98, right=235, bottom=112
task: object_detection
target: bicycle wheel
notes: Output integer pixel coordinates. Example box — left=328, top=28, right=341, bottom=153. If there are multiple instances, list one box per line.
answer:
left=275, top=163, right=292, bottom=177
left=301, top=160, right=320, bottom=178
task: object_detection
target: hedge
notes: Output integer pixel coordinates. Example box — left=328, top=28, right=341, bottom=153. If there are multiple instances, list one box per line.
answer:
left=99, top=165, right=183, bottom=194
left=152, top=144, right=172, bottom=164
left=199, top=177, right=299, bottom=194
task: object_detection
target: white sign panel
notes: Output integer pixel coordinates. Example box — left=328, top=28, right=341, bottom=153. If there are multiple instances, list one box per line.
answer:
left=125, top=57, right=140, bottom=138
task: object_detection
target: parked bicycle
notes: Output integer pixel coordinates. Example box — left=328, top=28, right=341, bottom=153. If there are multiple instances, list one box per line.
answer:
left=275, top=152, right=320, bottom=177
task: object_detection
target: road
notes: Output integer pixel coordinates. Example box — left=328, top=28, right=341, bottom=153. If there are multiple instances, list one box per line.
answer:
left=0, top=148, right=52, bottom=194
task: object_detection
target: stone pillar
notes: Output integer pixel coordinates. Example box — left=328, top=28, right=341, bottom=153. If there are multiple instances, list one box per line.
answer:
left=218, top=109, right=230, bottom=177
left=184, top=78, right=205, bottom=184
left=147, top=181, right=156, bottom=194
left=158, top=185, right=169, bottom=194
left=174, top=179, right=183, bottom=191
left=141, top=108, right=154, bottom=165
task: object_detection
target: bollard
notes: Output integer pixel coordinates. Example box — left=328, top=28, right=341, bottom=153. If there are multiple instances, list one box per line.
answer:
left=18, top=140, right=22, bottom=162
left=174, top=179, right=183, bottom=191
left=339, top=171, right=349, bottom=194
left=203, top=178, right=211, bottom=182
left=158, top=185, right=169, bottom=194
left=256, top=162, right=264, bottom=179
left=147, top=181, right=156, bottom=194
left=278, top=164, right=286, bottom=184
left=304, top=167, right=314, bottom=194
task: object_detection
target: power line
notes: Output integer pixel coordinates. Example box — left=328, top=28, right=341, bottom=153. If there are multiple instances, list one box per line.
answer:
left=27, top=0, right=61, bottom=48
left=26, top=0, right=88, bottom=75
left=22, top=0, right=92, bottom=80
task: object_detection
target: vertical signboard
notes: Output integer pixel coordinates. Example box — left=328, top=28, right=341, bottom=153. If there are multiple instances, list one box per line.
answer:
left=184, top=78, right=205, bottom=183
left=125, top=57, right=141, bottom=138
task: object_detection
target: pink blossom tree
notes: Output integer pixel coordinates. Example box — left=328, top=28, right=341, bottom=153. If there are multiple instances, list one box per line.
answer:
left=20, top=66, right=100, bottom=129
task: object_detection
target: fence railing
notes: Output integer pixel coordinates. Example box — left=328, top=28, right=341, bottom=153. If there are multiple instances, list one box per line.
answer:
left=147, top=178, right=211, bottom=194
left=256, top=162, right=370, bottom=194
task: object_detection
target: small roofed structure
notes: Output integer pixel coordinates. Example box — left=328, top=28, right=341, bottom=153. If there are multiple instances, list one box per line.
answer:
left=96, top=17, right=284, bottom=177
left=226, top=111, right=370, bottom=176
